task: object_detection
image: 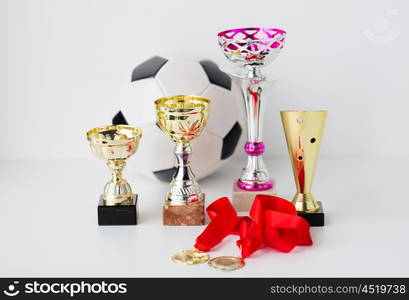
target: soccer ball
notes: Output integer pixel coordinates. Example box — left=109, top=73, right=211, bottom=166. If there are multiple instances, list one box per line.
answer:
left=113, top=56, right=242, bottom=181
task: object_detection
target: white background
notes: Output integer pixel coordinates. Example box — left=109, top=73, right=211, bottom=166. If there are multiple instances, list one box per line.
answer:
left=0, top=0, right=408, bottom=159
left=0, top=0, right=408, bottom=278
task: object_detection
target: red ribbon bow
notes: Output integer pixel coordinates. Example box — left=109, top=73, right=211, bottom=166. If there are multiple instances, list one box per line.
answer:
left=195, top=194, right=312, bottom=258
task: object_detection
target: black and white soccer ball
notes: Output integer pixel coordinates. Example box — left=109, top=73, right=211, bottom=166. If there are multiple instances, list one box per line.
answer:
left=113, top=56, right=242, bottom=181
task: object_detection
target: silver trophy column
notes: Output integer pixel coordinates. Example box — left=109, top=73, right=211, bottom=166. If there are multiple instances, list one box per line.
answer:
left=217, top=27, right=286, bottom=210
left=232, top=75, right=275, bottom=191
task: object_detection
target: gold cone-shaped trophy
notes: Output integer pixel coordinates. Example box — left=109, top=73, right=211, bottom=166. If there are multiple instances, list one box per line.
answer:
left=280, top=111, right=327, bottom=215
left=155, top=95, right=210, bottom=225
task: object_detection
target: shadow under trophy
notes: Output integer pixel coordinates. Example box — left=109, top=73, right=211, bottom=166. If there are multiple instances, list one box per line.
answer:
left=280, top=110, right=328, bottom=226
left=155, top=95, right=210, bottom=225
left=217, top=27, right=287, bottom=211
left=86, top=125, right=142, bottom=225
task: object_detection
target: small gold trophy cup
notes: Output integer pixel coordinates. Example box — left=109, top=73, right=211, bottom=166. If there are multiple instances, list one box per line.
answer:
left=280, top=110, right=327, bottom=226
left=155, top=95, right=210, bottom=225
left=86, top=125, right=142, bottom=225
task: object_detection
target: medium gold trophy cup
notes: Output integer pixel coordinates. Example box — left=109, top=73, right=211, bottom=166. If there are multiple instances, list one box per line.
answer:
left=86, top=125, right=142, bottom=225
left=280, top=110, right=327, bottom=226
left=155, top=95, right=210, bottom=225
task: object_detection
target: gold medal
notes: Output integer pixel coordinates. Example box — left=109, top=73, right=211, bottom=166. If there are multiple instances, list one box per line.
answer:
left=185, top=249, right=209, bottom=262
left=171, top=249, right=209, bottom=265
left=208, top=256, right=245, bottom=271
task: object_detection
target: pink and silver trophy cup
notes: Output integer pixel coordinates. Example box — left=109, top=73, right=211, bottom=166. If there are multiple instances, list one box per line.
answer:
left=217, top=27, right=286, bottom=210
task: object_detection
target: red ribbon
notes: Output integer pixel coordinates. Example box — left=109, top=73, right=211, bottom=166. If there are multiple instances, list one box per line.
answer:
left=195, top=194, right=312, bottom=258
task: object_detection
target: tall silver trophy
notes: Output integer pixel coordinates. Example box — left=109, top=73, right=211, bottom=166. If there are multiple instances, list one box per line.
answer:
left=217, top=27, right=286, bottom=211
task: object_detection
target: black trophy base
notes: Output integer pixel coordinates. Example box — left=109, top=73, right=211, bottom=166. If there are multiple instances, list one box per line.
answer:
left=98, top=194, right=138, bottom=226
left=297, top=201, right=324, bottom=227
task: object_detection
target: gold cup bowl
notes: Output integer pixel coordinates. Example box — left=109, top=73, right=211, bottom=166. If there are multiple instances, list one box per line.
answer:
left=87, top=125, right=142, bottom=205
left=155, top=95, right=209, bottom=145
left=155, top=95, right=210, bottom=207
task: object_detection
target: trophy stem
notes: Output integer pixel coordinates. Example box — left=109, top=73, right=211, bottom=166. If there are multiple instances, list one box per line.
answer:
left=107, top=159, right=126, bottom=182
left=166, top=142, right=202, bottom=206
left=232, top=74, right=274, bottom=191
left=245, top=65, right=263, bottom=79
left=103, top=159, right=133, bottom=205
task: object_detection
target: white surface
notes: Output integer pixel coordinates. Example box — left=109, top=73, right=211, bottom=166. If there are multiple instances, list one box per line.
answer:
left=1, top=0, right=409, bottom=159
left=0, top=156, right=408, bottom=277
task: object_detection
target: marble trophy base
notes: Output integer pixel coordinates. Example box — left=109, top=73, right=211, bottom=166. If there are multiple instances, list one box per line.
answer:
left=297, top=201, right=325, bottom=227
left=98, top=194, right=138, bottom=226
left=232, top=181, right=276, bottom=212
left=163, top=197, right=205, bottom=226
